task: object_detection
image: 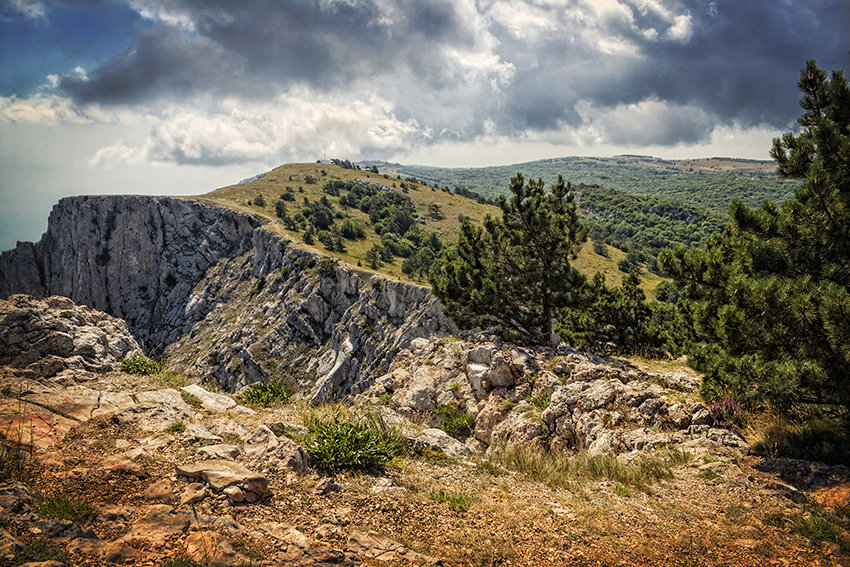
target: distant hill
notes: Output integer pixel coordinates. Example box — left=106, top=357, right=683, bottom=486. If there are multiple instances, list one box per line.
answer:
left=198, top=162, right=664, bottom=293
left=200, top=157, right=797, bottom=298
left=368, top=155, right=800, bottom=214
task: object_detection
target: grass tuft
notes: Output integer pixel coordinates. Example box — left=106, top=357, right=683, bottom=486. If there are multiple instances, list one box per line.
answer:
left=180, top=391, right=203, bottom=409
left=16, top=537, right=70, bottom=565
left=0, top=437, right=36, bottom=484
left=434, top=402, right=474, bottom=439
left=119, top=354, right=164, bottom=375
left=238, top=379, right=293, bottom=408
left=427, top=489, right=473, bottom=512
left=750, top=413, right=850, bottom=465
left=159, top=558, right=205, bottom=567
left=794, top=514, right=845, bottom=545
left=488, top=444, right=690, bottom=490
left=37, top=493, right=98, bottom=524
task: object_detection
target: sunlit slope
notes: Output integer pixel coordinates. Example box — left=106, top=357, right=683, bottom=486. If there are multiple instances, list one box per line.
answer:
left=196, top=162, right=654, bottom=292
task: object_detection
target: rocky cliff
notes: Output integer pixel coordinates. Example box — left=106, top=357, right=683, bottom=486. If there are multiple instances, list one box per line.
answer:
left=164, top=227, right=455, bottom=400
left=0, top=196, right=262, bottom=345
left=0, top=195, right=454, bottom=399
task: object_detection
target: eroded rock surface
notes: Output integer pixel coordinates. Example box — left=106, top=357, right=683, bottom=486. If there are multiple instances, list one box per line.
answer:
left=0, top=295, right=140, bottom=377
left=360, top=335, right=749, bottom=458
left=1, top=196, right=455, bottom=400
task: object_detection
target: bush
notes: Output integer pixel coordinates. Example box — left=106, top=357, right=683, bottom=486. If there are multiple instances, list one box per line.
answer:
left=247, top=276, right=266, bottom=297
left=435, top=403, right=474, bottom=439
left=119, top=354, right=163, bottom=375
left=339, top=219, right=366, bottom=240
left=316, top=257, right=339, bottom=279
left=304, top=411, right=405, bottom=472
left=238, top=380, right=293, bottom=408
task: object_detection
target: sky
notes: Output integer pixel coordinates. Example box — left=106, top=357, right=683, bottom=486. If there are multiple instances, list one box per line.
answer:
left=0, top=0, right=848, bottom=250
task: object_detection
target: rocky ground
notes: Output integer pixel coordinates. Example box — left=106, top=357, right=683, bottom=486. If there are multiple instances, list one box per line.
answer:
left=1, top=295, right=849, bottom=566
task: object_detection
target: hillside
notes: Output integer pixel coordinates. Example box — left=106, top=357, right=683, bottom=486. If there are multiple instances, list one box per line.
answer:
left=197, top=162, right=649, bottom=291
left=372, top=156, right=800, bottom=214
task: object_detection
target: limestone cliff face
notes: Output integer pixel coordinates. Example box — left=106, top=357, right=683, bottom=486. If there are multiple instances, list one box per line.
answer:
left=0, top=196, right=261, bottom=345
left=166, top=228, right=455, bottom=401
left=0, top=195, right=454, bottom=399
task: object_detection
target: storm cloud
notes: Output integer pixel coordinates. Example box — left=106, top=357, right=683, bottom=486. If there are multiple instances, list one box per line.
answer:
left=7, top=0, right=850, bottom=165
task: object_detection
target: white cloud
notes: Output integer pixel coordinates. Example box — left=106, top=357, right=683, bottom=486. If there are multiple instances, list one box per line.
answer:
left=667, top=13, right=693, bottom=41
left=91, top=89, right=426, bottom=167
left=6, top=0, right=45, bottom=19
left=129, top=1, right=197, bottom=31
left=575, top=98, right=715, bottom=146
left=0, top=94, right=89, bottom=125
left=0, top=93, right=145, bottom=127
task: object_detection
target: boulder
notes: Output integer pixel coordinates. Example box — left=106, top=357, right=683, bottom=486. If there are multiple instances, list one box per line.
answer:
left=412, top=428, right=470, bottom=457
left=348, top=530, right=441, bottom=565
left=122, top=505, right=191, bottom=544
left=0, top=295, right=140, bottom=376
left=175, top=460, right=272, bottom=502
left=185, top=530, right=247, bottom=567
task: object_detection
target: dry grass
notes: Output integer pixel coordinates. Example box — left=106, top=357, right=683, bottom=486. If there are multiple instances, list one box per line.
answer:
left=487, top=443, right=691, bottom=491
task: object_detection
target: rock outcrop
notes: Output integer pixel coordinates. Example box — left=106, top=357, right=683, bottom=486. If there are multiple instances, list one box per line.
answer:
left=0, top=196, right=262, bottom=346
left=165, top=228, right=454, bottom=400
left=0, top=294, right=140, bottom=378
left=2, top=281, right=844, bottom=567
left=0, top=196, right=454, bottom=400
left=360, top=335, right=750, bottom=457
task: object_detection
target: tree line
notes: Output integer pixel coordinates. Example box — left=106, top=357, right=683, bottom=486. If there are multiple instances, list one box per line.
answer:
left=430, top=62, right=850, bottom=447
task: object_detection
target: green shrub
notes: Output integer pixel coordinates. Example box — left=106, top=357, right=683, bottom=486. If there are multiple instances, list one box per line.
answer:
left=238, top=380, right=293, bottom=408
left=37, top=493, right=98, bottom=524
left=434, top=403, right=474, bottom=439
left=304, top=411, right=405, bottom=472
left=427, top=489, right=473, bottom=512
left=119, top=354, right=163, bottom=375
left=316, top=257, right=339, bottom=279
left=526, top=393, right=551, bottom=410
left=247, top=276, right=266, bottom=297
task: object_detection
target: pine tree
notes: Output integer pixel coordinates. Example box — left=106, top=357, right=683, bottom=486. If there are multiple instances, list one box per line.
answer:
left=558, top=272, right=664, bottom=355
left=430, top=173, right=587, bottom=345
left=661, top=60, right=850, bottom=413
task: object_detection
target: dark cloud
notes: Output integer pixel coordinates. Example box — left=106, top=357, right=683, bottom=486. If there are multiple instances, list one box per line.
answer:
left=54, top=0, right=850, bottom=148
left=59, top=0, right=473, bottom=104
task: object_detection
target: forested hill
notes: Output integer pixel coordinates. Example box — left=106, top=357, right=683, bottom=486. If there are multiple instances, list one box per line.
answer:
left=370, top=155, right=800, bottom=214
left=577, top=184, right=725, bottom=270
